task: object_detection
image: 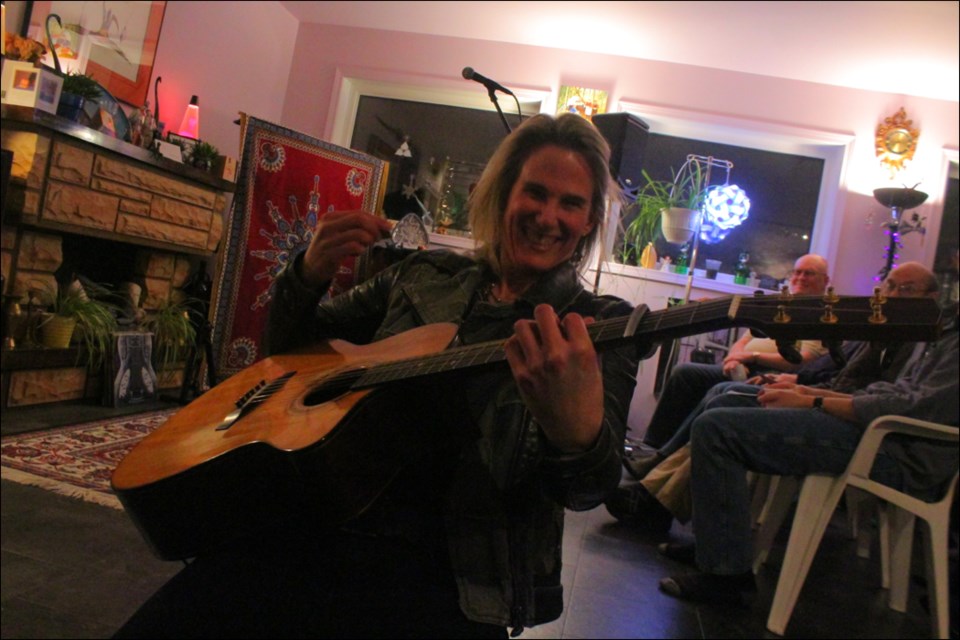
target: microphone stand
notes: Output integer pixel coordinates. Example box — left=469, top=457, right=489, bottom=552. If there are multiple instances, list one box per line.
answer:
left=487, top=87, right=512, bottom=135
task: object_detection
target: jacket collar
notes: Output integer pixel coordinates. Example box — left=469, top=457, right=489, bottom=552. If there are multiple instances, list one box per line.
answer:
left=399, top=256, right=587, bottom=326
left=511, top=261, right=586, bottom=313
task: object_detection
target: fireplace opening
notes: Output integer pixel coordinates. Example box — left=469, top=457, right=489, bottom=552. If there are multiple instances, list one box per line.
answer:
left=54, top=233, right=142, bottom=295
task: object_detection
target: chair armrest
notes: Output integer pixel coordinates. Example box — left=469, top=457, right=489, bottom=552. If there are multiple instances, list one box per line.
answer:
left=846, top=415, right=958, bottom=480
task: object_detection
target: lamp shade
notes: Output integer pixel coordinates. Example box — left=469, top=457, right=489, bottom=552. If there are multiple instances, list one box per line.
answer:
left=872, top=187, right=927, bottom=211
left=177, top=95, right=200, bottom=139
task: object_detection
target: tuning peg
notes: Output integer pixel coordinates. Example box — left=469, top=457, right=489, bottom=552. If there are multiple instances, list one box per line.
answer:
left=822, top=286, right=839, bottom=304
left=820, top=303, right=838, bottom=324
left=774, top=304, right=791, bottom=324
left=869, top=302, right=887, bottom=324
left=871, top=285, right=887, bottom=306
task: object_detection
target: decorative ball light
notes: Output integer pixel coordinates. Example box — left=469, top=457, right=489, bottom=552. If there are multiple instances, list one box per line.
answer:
left=700, top=184, right=751, bottom=244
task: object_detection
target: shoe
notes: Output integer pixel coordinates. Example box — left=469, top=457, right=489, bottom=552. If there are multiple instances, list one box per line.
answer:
left=623, top=451, right=665, bottom=480
left=604, top=484, right=673, bottom=535
left=657, top=541, right=696, bottom=567
left=659, top=571, right=757, bottom=607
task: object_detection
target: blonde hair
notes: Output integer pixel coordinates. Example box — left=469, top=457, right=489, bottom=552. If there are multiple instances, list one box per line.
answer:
left=468, top=113, right=614, bottom=275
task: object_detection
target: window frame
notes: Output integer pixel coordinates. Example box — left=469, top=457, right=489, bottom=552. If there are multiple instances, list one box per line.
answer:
left=612, top=100, right=855, bottom=275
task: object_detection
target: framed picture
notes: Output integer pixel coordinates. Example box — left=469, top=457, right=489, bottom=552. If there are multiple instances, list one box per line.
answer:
left=556, top=86, right=609, bottom=121
left=1, top=60, right=64, bottom=113
left=25, top=1, right=166, bottom=107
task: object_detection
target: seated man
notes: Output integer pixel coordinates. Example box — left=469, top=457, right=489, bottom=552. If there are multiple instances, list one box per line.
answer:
left=627, top=261, right=939, bottom=480
left=606, top=262, right=942, bottom=534
left=658, top=303, right=958, bottom=606
left=628, top=254, right=833, bottom=474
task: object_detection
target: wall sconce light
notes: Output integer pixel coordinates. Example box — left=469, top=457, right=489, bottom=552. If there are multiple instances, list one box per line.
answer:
left=177, top=95, right=200, bottom=140
left=875, top=108, right=919, bottom=178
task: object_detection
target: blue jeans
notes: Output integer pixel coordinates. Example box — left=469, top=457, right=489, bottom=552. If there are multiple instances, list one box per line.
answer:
left=656, top=381, right=762, bottom=458
left=688, top=404, right=902, bottom=575
left=643, top=363, right=729, bottom=447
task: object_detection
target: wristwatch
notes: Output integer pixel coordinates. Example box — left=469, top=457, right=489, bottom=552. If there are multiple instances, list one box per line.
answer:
left=812, top=396, right=824, bottom=411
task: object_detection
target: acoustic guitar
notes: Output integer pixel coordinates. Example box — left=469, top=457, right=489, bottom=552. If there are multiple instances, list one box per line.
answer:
left=112, top=292, right=943, bottom=560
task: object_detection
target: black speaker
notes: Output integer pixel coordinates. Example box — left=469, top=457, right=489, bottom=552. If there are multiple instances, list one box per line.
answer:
left=592, top=112, right=650, bottom=190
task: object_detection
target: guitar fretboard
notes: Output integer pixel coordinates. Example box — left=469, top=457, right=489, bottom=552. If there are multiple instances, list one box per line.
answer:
left=299, top=294, right=941, bottom=392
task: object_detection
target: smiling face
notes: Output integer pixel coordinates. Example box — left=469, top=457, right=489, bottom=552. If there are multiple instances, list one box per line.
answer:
left=498, top=145, right=597, bottom=289
left=788, top=254, right=829, bottom=295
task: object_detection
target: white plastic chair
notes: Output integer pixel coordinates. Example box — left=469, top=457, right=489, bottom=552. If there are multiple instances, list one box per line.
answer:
left=764, top=415, right=959, bottom=638
left=752, top=479, right=867, bottom=573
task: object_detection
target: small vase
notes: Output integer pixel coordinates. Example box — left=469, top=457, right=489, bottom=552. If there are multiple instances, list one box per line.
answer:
left=639, top=242, right=658, bottom=269
left=40, top=314, right=77, bottom=349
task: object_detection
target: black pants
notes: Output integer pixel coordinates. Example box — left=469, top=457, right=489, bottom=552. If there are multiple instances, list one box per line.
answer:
left=113, top=525, right=506, bottom=639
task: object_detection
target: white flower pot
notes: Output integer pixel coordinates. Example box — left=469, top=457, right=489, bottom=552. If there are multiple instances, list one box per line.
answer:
left=661, top=207, right=700, bottom=244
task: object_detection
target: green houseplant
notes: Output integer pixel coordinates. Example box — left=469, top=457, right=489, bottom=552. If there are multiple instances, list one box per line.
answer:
left=619, top=163, right=706, bottom=264
left=39, top=284, right=120, bottom=372
left=57, top=71, right=101, bottom=122
left=143, top=297, right=198, bottom=373
left=185, top=140, right=219, bottom=172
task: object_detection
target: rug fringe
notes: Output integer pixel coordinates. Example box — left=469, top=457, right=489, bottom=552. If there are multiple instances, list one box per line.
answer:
left=1, top=467, right=122, bottom=510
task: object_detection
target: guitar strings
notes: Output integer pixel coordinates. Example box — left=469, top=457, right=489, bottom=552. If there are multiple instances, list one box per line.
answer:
left=312, top=295, right=936, bottom=391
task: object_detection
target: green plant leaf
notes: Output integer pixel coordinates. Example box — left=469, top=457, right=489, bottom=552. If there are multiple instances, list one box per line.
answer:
left=143, top=298, right=198, bottom=371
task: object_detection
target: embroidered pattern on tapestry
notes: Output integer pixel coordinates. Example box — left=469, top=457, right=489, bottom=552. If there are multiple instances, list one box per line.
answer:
left=210, top=115, right=387, bottom=380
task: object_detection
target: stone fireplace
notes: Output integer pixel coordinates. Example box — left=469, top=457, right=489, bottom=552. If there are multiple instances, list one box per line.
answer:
left=1, top=108, right=234, bottom=410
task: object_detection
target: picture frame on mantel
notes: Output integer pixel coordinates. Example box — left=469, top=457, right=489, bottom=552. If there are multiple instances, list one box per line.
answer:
left=24, top=0, right=167, bottom=107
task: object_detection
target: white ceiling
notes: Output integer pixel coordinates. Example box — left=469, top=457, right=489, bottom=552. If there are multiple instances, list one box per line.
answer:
left=278, top=0, right=959, bottom=103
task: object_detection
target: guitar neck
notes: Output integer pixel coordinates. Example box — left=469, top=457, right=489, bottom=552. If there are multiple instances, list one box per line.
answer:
left=353, top=294, right=942, bottom=390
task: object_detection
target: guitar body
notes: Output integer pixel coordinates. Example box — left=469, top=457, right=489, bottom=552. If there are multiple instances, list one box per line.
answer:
left=112, top=323, right=460, bottom=560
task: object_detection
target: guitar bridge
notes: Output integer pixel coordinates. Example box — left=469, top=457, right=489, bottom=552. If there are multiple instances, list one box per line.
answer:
left=216, top=371, right=296, bottom=431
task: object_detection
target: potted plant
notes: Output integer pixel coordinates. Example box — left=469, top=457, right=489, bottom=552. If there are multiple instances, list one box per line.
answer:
left=185, top=140, right=219, bottom=172
left=38, top=283, right=120, bottom=372
left=618, top=163, right=706, bottom=263
left=143, top=297, right=197, bottom=382
left=57, top=71, right=101, bottom=122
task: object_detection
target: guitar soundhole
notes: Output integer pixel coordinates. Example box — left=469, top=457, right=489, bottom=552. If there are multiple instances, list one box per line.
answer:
left=303, top=371, right=363, bottom=406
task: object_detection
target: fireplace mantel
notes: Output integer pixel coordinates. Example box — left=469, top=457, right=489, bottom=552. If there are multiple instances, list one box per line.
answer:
left=1, top=105, right=234, bottom=257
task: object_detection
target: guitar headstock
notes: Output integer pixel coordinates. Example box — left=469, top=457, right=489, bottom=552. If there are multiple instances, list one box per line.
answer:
left=731, top=290, right=943, bottom=343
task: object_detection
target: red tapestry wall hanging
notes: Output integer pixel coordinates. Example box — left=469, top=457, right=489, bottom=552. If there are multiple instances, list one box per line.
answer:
left=210, top=114, right=388, bottom=381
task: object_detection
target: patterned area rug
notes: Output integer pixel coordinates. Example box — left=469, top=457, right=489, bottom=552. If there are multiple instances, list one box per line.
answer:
left=0, top=409, right=176, bottom=509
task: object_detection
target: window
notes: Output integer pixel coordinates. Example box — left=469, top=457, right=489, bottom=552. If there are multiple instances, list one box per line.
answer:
left=350, top=96, right=517, bottom=228
left=617, top=132, right=825, bottom=282
left=333, top=77, right=545, bottom=239
left=613, top=101, right=853, bottom=284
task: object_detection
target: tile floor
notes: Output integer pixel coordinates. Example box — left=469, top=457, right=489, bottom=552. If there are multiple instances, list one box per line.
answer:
left=1, top=458, right=947, bottom=639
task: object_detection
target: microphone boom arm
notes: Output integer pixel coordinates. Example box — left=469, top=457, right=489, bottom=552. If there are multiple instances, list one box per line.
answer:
left=462, top=66, right=521, bottom=135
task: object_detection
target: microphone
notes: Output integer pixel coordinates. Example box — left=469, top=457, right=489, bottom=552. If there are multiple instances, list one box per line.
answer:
left=462, top=67, right=514, bottom=96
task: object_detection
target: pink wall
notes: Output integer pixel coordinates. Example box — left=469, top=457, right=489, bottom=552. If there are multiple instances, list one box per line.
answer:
left=46, top=2, right=948, bottom=295
left=277, top=23, right=958, bottom=295
left=150, top=1, right=298, bottom=158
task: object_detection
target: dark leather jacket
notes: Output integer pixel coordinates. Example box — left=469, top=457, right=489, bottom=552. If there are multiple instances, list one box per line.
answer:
left=265, top=249, right=638, bottom=631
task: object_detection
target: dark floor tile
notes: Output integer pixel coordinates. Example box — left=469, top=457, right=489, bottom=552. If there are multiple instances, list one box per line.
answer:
left=3, top=469, right=948, bottom=640
left=1, top=594, right=117, bottom=639
left=0, top=549, right=75, bottom=603
left=2, top=481, right=182, bottom=638
left=560, top=586, right=702, bottom=639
